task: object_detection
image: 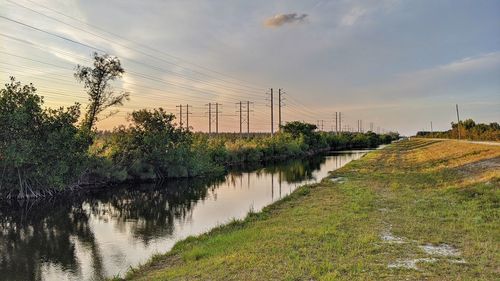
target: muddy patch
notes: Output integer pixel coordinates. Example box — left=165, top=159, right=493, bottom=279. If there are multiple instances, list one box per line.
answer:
left=456, top=157, right=500, bottom=175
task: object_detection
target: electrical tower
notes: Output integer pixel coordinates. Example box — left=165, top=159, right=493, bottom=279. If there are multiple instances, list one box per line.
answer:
left=278, top=88, right=285, bottom=131
left=236, top=101, right=254, bottom=137
left=206, top=103, right=221, bottom=134
left=176, top=104, right=192, bottom=130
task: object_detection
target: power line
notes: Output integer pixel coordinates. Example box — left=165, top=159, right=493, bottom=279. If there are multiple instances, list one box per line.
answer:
left=5, top=0, right=266, bottom=92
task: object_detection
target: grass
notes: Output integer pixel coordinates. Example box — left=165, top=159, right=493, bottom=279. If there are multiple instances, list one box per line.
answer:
left=120, top=139, right=500, bottom=280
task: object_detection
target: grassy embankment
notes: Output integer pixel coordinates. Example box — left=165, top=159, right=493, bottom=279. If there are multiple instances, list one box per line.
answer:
left=120, top=139, right=499, bottom=280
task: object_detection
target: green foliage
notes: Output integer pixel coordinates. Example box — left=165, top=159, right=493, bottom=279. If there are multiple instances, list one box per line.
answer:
left=97, top=108, right=220, bottom=181
left=0, top=77, right=88, bottom=197
left=0, top=74, right=398, bottom=198
left=74, top=52, right=129, bottom=133
left=417, top=118, right=500, bottom=141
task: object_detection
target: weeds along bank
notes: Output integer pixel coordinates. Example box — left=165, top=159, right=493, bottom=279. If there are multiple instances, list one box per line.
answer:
left=0, top=78, right=398, bottom=199
left=416, top=118, right=500, bottom=141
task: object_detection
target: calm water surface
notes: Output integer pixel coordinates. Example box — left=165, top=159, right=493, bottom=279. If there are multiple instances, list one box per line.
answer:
left=0, top=151, right=367, bottom=281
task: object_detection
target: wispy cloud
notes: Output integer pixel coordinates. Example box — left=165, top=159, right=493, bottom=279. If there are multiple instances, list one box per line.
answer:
left=340, top=7, right=366, bottom=26
left=264, top=13, right=308, bottom=27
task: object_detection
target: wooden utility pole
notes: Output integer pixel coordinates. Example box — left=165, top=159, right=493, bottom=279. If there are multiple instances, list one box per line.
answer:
left=270, top=88, right=274, bottom=136
left=335, top=112, right=338, bottom=134
left=185, top=104, right=191, bottom=131
left=239, top=101, right=242, bottom=135
left=237, top=101, right=243, bottom=136
left=339, top=112, right=342, bottom=133
left=456, top=104, right=461, bottom=140
left=247, top=101, right=251, bottom=138
left=278, top=88, right=283, bottom=131
left=176, top=104, right=183, bottom=128
left=216, top=103, right=220, bottom=134
left=430, top=121, right=433, bottom=135
left=208, top=103, right=212, bottom=134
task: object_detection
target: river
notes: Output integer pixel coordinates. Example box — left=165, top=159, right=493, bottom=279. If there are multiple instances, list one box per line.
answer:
left=0, top=150, right=368, bottom=281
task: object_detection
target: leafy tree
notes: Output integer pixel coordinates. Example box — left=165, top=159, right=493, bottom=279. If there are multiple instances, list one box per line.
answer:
left=100, top=108, right=218, bottom=180
left=281, top=121, right=317, bottom=138
left=74, top=52, right=129, bottom=133
left=462, top=119, right=476, bottom=130
left=0, top=78, right=88, bottom=197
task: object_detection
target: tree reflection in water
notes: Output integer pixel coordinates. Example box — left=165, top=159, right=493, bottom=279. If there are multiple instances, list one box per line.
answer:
left=0, top=154, right=330, bottom=281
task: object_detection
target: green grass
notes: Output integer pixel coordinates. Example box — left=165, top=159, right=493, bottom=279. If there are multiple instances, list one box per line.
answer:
left=121, top=139, right=500, bottom=281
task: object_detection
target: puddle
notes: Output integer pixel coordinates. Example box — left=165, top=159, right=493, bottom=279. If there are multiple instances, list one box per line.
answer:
left=388, top=258, right=437, bottom=270
left=419, top=244, right=460, bottom=257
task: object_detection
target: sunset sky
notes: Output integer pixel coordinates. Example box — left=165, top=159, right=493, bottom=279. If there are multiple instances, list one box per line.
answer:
left=1, top=0, right=499, bottom=135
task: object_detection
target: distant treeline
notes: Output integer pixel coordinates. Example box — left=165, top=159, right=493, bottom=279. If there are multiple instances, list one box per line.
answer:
left=0, top=54, right=399, bottom=199
left=416, top=119, right=500, bottom=141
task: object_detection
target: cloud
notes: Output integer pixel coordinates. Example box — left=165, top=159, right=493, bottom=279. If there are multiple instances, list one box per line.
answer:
left=264, top=13, right=308, bottom=27
left=340, top=7, right=366, bottom=26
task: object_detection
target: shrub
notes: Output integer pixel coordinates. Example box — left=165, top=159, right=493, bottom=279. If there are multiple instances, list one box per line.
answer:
left=0, top=78, right=88, bottom=197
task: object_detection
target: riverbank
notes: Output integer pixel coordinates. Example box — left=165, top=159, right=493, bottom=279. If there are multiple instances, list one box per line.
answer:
left=121, top=139, right=500, bottom=280
left=1, top=128, right=397, bottom=200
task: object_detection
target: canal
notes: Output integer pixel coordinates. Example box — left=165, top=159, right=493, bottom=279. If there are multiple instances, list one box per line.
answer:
left=0, top=150, right=368, bottom=281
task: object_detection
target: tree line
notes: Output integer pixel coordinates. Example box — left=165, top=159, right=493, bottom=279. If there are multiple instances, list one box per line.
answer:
left=417, top=119, right=499, bottom=141
left=0, top=53, right=399, bottom=199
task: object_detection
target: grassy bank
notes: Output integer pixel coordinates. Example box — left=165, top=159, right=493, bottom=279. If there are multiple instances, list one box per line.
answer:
left=121, top=139, right=500, bottom=280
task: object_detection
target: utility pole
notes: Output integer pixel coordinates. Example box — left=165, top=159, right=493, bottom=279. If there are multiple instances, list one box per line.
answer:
left=208, top=103, right=212, bottom=134
left=185, top=104, right=191, bottom=131
left=278, top=88, right=283, bottom=131
left=335, top=112, right=338, bottom=134
left=456, top=104, right=461, bottom=140
left=317, top=120, right=324, bottom=131
left=270, top=88, right=274, bottom=136
left=239, top=101, right=242, bottom=136
left=176, top=104, right=183, bottom=128
left=339, top=112, right=342, bottom=133
left=430, top=121, right=433, bottom=135
left=216, top=103, right=220, bottom=134
left=237, top=101, right=243, bottom=137
left=247, top=101, right=252, bottom=138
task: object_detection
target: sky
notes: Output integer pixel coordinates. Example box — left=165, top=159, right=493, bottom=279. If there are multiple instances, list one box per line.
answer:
left=0, top=0, right=499, bottom=135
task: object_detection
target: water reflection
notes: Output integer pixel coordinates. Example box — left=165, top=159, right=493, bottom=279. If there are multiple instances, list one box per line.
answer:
left=0, top=151, right=365, bottom=281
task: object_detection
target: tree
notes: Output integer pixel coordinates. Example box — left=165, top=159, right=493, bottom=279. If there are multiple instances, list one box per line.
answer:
left=74, top=52, right=129, bottom=133
left=0, top=78, right=88, bottom=197
left=281, top=121, right=317, bottom=138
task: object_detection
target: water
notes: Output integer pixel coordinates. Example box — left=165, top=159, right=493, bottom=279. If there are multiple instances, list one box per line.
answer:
left=0, top=151, right=367, bottom=281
